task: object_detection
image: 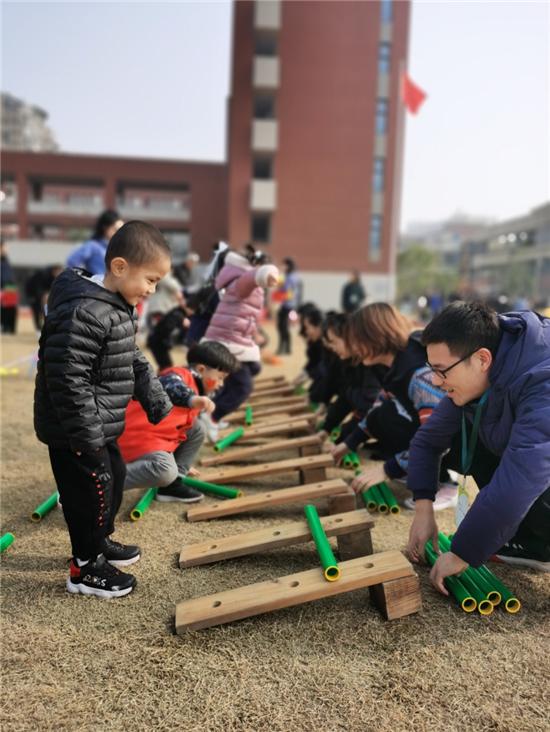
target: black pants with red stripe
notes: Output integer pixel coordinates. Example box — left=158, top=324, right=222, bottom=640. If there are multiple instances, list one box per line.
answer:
left=48, top=443, right=126, bottom=560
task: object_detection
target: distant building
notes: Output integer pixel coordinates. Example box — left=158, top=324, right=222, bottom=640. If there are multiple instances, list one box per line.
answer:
left=461, top=203, right=550, bottom=305
left=1, top=93, right=59, bottom=152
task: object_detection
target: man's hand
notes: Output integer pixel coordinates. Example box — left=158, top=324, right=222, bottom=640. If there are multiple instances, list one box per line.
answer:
left=350, top=464, right=387, bottom=494
left=430, top=552, right=468, bottom=596
left=406, top=499, right=439, bottom=563
left=329, top=442, right=349, bottom=465
left=191, top=395, right=215, bottom=414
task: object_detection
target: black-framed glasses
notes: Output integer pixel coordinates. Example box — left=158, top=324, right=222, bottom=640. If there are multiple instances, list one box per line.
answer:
left=426, top=349, right=478, bottom=379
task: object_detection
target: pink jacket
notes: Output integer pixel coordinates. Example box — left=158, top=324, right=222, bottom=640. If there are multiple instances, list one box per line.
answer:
left=204, top=252, right=279, bottom=362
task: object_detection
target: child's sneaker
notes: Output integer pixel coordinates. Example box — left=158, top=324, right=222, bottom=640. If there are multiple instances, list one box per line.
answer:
left=67, top=555, right=136, bottom=598
left=404, top=483, right=458, bottom=512
left=102, top=537, right=141, bottom=567
left=493, top=540, right=550, bottom=572
left=155, top=477, right=204, bottom=503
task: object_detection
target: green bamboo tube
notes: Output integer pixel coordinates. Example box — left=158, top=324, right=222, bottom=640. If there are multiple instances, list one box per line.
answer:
left=304, top=504, right=340, bottom=581
left=245, top=406, right=253, bottom=426
left=309, top=401, right=319, bottom=412
left=294, top=385, right=306, bottom=396
left=214, top=426, right=245, bottom=452
left=446, top=534, right=520, bottom=612
left=369, top=484, right=388, bottom=514
left=437, top=533, right=501, bottom=606
left=342, top=454, right=354, bottom=470
left=181, top=476, right=242, bottom=499
left=0, top=532, right=15, bottom=553
left=30, top=491, right=59, bottom=522
left=329, top=427, right=341, bottom=443
left=350, top=452, right=361, bottom=468
left=425, top=542, right=477, bottom=612
left=130, top=487, right=158, bottom=521
left=436, top=533, right=493, bottom=615
left=361, top=488, right=379, bottom=512
left=377, top=482, right=400, bottom=514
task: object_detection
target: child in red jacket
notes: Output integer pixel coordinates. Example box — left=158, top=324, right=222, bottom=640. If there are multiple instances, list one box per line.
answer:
left=118, top=341, right=238, bottom=502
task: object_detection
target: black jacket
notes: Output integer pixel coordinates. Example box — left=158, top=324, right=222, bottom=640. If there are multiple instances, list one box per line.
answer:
left=322, top=362, right=384, bottom=433
left=34, top=269, right=172, bottom=452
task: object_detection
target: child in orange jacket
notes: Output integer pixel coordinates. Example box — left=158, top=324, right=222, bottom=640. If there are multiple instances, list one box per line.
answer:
left=118, top=341, right=238, bottom=502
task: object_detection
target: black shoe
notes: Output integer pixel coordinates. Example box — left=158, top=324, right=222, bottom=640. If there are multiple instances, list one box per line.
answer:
left=493, top=540, right=550, bottom=573
left=102, top=537, right=141, bottom=567
left=67, top=555, right=136, bottom=598
left=155, top=477, right=204, bottom=503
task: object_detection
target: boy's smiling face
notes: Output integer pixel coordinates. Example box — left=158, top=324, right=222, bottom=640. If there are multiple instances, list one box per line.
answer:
left=195, top=364, right=227, bottom=394
left=107, top=254, right=171, bottom=306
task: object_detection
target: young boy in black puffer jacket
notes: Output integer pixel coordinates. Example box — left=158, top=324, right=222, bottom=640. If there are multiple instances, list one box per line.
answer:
left=34, top=221, right=173, bottom=599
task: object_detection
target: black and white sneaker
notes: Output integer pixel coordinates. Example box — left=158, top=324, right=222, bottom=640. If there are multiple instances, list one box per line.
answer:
left=102, top=537, right=141, bottom=567
left=155, top=477, right=204, bottom=503
left=67, top=555, right=136, bottom=598
left=493, top=540, right=550, bottom=573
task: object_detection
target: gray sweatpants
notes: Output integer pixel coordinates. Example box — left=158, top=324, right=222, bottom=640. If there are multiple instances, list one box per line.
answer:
left=124, top=421, right=205, bottom=490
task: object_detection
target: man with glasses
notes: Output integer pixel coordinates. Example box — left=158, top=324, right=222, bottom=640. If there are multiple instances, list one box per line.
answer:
left=407, top=301, right=550, bottom=593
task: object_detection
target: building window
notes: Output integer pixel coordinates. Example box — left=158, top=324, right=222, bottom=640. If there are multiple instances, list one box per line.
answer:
left=252, top=214, right=271, bottom=243
left=254, top=93, right=276, bottom=119
left=369, top=215, right=382, bottom=261
left=253, top=157, right=273, bottom=180
left=375, top=99, right=389, bottom=134
left=381, top=0, right=392, bottom=23
left=372, top=158, right=385, bottom=193
left=255, top=34, right=278, bottom=56
left=378, top=42, right=391, bottom=74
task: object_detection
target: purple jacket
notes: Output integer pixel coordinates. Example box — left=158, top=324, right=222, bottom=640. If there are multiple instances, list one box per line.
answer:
left=408, top=311, right=550, bottom=566
left=204, top=252, right=278, bottom=362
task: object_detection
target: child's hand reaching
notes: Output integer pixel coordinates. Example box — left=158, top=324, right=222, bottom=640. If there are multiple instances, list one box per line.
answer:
left=190, top=395, right=215, bottom=414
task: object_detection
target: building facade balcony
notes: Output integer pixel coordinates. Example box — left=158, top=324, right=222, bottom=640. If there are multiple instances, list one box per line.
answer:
left=250, top=179, right=277, bottom=212
left=27, top=199, right=104, bottom=217
left=253, top=56, right=280, bottom=89
left=0, top=196, right=17, bottom=212
left=252, top=119, right=278, bottom=153
left=254, top=0, right=281, bottom=31
left=116, top=200, right=191, bottom=222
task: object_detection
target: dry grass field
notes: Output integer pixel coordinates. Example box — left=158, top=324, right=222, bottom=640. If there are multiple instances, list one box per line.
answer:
left=1, top=317, right=549, bottom=732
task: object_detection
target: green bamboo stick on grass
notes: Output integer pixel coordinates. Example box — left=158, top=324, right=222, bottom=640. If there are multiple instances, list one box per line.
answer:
left=437, top=533, right=500, bottom=606
left=361, top=488, right=379, bottom=512
left=30, top=491, right=59, bottom=522
left=445, top=533, right=521, bottom=613
left=0, top=532, right=15, bottom=553
left=342, top=454, right=354, bottom=470
left=434, top=533, right=493, bottom=615
left=181, top=476, right=242, bottom=499
left=329, top=427, right=341, bottom=443
left=425, top=541, right=477, bottom=613
left=376, top=482, right=400, bottom=514
left=214, top=426, right=245, bottom=452
left=245, top=405, right=253, bottom=426
left=369, top=484, right=388, bottom=513
left=350, top=452, right=361, bottom=468
left=130, top=487, right=158, bottom=521
left=304, top=504, right=340, bottom=581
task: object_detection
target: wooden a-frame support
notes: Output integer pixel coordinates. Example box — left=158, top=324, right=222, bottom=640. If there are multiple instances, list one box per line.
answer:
left=200, top=434, right=323, bottom=467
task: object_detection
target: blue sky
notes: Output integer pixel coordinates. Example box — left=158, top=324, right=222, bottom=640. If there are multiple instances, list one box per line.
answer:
left=2, top=0, right=548, bottom=230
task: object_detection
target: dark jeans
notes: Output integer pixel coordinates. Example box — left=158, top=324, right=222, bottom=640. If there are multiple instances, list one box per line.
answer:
left=48, top=443, right=126, bottom=560
left=0, top=306, right=17, bottom=333
left=213, top=361, right=262, bottom=421
left=277, top=305, right=291, bottom=354
left=444, top=427, right=550, bottom=548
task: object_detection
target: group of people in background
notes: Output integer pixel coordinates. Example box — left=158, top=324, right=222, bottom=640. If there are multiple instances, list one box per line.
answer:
left=1, top=207, right=548, bottom=601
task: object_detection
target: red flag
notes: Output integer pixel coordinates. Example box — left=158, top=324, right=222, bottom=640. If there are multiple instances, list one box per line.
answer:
left=401, top=72, right=427, bottom=114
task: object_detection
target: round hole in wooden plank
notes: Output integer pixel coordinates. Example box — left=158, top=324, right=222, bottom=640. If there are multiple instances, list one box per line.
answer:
left=265, top=494, right=272, bottom=498
left=213, top=600, right=222, bottom=607
left=334, top=518, right=343, bottom=523
left=364, top=563, right=374, bottom=569
left=209, top=545, right=218, bottom=550
left=273, top=530, right=281, bottom=536
left=212, top=505, right=219, bottom=508
left=290, top=581, right=300, bottom=587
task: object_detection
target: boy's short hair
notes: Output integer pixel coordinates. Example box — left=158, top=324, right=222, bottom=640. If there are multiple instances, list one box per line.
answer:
left=422, top=301, right=501, bottom=357
left=105, top=221, right=171, bottom=268
left=187, top=341, right=239, bottom=374
left=322, top=311, right=347, bottom=339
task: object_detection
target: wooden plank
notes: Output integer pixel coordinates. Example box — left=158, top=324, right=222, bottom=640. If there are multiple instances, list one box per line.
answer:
left=225, top=400, right=309, bottom=424
left=225, top=418, right=314, bottom=443
left=202, top=453, right=332, bottom=485
left=186, top=478, right=349, bottom=522
left=219, top=413, right=316, bottom=439
left=238, top=395, right=307, bottom=411
left=200, top=434, right=323, bottom=467
left=249, top=385, right=295, bottom=400
left=254, top=375, right=286, bottom=386
left=179, top=509, right=375, bottom=567
left=369, top=574, right=422, bottom=620
left=175, top=550, right=415, bottom=632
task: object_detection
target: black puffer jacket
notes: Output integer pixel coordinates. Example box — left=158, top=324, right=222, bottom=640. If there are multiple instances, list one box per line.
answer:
left=34, top=269, right=172, bottom=452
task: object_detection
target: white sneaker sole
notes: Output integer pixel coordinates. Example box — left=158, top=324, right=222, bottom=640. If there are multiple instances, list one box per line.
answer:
left=493, top=555, right=550, bottom=573
left=66, top=578, right=135, bottom=598
left=106, top=554, right=141, bottom=568
left=403, top=498, right=458, bottom=512
left=155, top=494, right=204, bottom=503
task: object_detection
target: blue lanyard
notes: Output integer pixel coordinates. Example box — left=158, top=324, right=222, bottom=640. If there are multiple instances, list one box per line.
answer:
left=461, top=390, right=489, bottom=476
